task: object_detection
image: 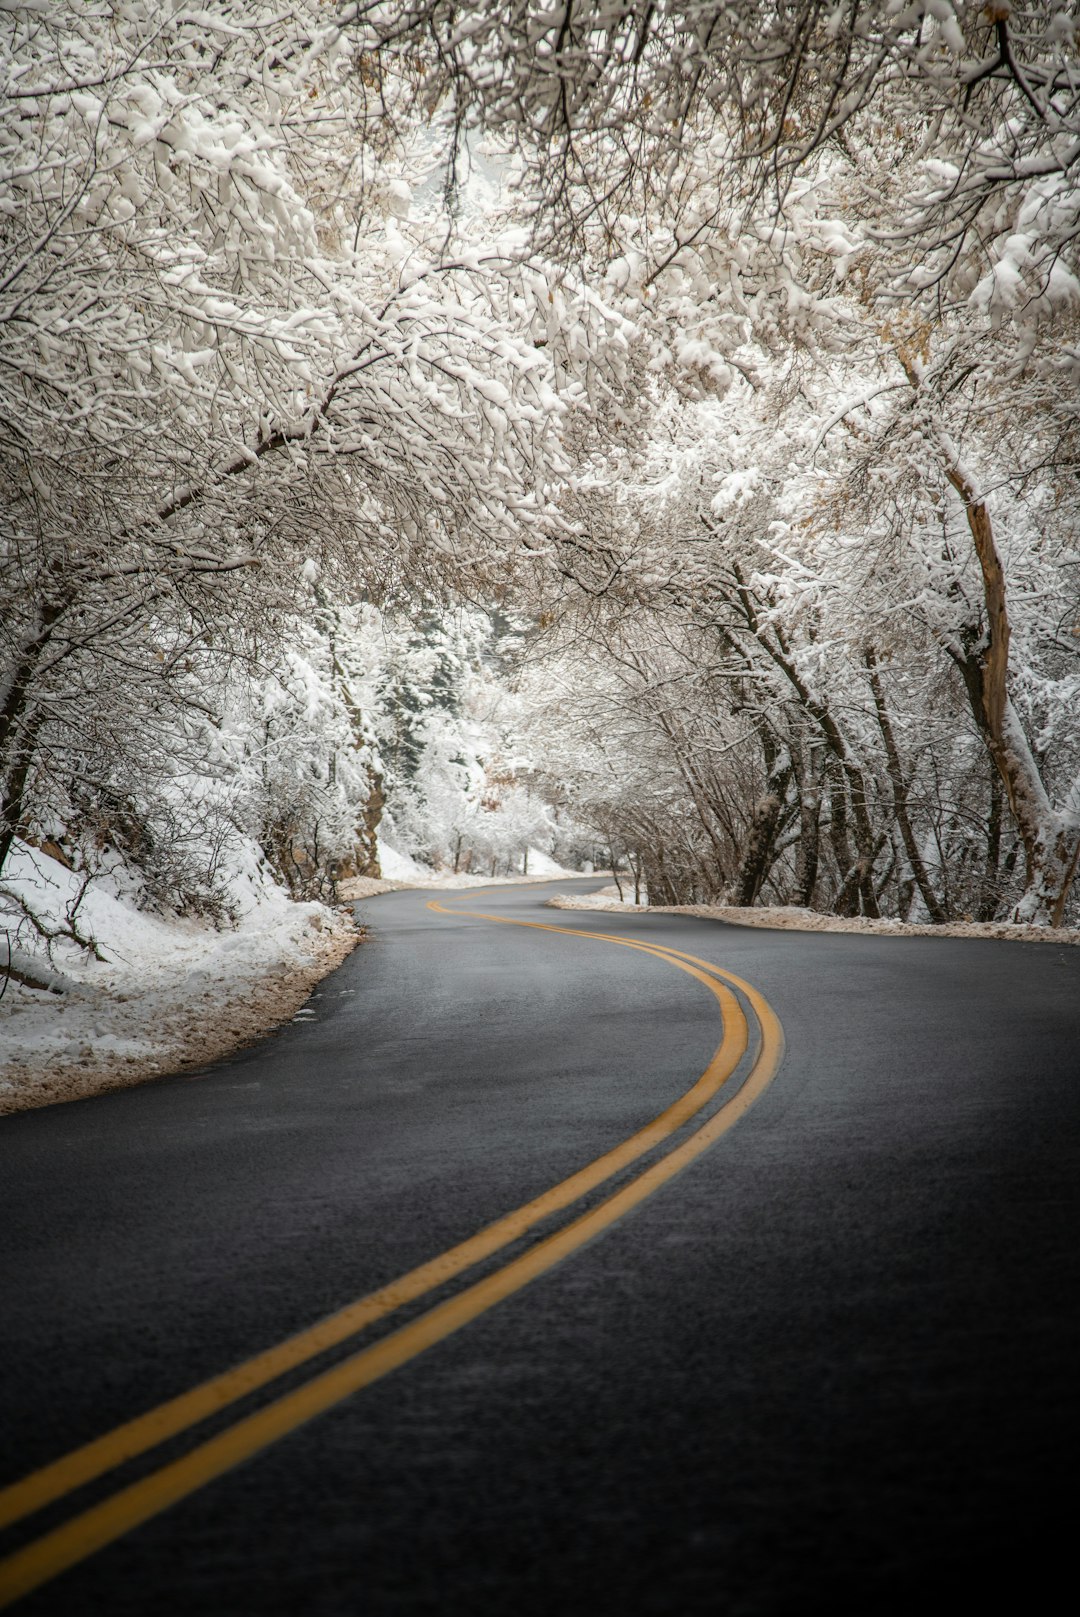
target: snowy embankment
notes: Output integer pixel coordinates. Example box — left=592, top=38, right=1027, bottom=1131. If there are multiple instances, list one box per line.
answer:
left=0, top=841, right=358, bottom=1116
left=338, top=841, right=580, bottom=900
left=547, top=886, right=1080, bottom=945
left=1, top=840, right=584, bottom=1116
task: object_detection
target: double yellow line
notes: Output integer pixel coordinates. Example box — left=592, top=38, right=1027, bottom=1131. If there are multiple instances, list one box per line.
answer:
left=0, top=894, right=783, bottom=1608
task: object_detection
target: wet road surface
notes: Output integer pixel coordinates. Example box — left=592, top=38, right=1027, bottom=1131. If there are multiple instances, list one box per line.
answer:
left=2, top=878, right=1079, bottom=1613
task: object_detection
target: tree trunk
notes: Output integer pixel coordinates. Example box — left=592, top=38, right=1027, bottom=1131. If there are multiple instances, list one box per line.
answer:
left=727, top=566, right=882, bottom=914
left=0, top=600, right=64, bottom=878
left=976, top=768, right=1003, bottom=922
left=864, top=647, right=946, bottom=923
left=906, top=364, right=1079, bottom=924
left=731, top=743, right=792, bottom=906
left=825, top=754, right=857, bottom=914
left=948, top=528, right=1079, bottom=922
left=354, top=764, right=384, bottom=878
left=0, top=707, right=45, bottom=878
left=791, top=734, right=822, bottom=908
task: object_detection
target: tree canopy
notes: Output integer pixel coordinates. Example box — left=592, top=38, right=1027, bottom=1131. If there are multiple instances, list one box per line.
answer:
left=2, top=1, right=1078, bottom=948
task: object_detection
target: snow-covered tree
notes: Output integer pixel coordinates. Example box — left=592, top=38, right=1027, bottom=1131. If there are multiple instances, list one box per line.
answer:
left=368, top=608, right=559, bottom=874
left=0, top=1, right=629, bottom=927
left=5, top=0, right=1078, bottom=959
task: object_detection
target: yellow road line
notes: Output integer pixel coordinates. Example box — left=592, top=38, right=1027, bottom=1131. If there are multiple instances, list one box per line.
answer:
left=0, top=938, right=783, bottom=1610
left=429, top=901, right=780, bottom=1043
left=0, top=928, right=745, bottom=1537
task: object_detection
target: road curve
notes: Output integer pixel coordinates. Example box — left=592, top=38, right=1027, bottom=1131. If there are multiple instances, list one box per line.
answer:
left=1, top=877, right=1078, bottom=1614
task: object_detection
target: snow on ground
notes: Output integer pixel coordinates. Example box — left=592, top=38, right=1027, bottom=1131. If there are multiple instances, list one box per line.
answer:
left=376, top=839, right=430, bottom=881
left=339, top=843, right=582, bottom=900
left=395, top=864, right=581, bottom=889
left=0, top=841, right=358, bottom=1116
left=338, top=869, right=581, bottom=900
left=520, top=846, right=572, bottom=875
left=548, top=886, right=645, bottom=910
left=546, top=886, right=1080, bottom=944
left=1, top=839, right=586, bottom=1116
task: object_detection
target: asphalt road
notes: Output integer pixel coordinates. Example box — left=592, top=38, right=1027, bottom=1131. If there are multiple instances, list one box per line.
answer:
left=1, top=877, right=1079, bottom=1615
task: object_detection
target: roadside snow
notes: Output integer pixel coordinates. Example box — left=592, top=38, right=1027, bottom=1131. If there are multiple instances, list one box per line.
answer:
left=0, top=841, right=358, bottom=1115
left=553, top=886, right=645, bottom=910
left=336, top=876, right=413, bottom=900
left=546, top=886, right=1080, bottom=945
left=376, top=838, right=430, bottom=881
left=372, top=834, right=578, bottom=887
left=521, top=846, right=572, bottom=875
left=0, top=842, right=589, bottom=1115
left=340, top=852, right=582, bottom=901
left=405, top=868, right=581, bottom=890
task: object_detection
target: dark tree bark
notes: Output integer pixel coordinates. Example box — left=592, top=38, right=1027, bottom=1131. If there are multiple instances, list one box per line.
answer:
left=731, top=736, right=793, bottom=907
left=864, top=646, right=946, bottom=923
left=791, top=733, right=822, bottom=907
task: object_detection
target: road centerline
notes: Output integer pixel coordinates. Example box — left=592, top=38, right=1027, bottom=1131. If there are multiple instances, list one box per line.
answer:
left=0, top=922, right=745, bottom=1538
left=0, top=892, right=783, bottom=1610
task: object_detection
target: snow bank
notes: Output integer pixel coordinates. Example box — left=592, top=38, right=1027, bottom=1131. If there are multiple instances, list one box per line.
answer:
left=552, top=885, right=645, bottom=909
left=0, top=841, right=358, bottom=1115
left=523, top=845, right=571, bottom=875
left=339, top=867, right=582, bottom=899
left=546, top=887, right=1080, bottom=945
left=409, top=864, right=582, bottom=889
left=349, top=838, right=582, bottom=895
left=376, top=837, right=430, bottom=881
left=0, top=839, right=587, bottom=1114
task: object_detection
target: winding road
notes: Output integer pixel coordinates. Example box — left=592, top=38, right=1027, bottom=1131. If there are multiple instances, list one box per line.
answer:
left=1, top=877, right=1079, bottom=1614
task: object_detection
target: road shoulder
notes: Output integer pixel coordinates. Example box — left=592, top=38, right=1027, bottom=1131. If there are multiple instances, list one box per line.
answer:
left=0, top=903, right=360, bottom=1118
left=546, top=887, right=1080, bottom=945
